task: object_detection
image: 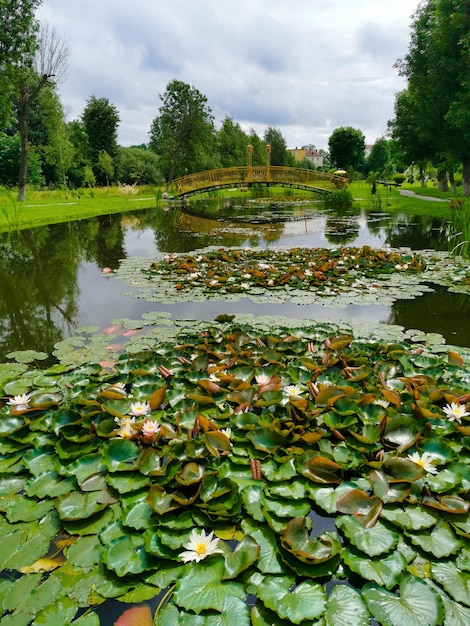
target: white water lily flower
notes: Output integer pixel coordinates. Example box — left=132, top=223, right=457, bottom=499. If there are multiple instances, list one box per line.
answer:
left=373, top=399, right=390, bottom=408
left=141, top=419, right=160, bottom=437
left=407, top=451, right=438, bottom=475
left=179, top=529, right=223, bottom=563
left=283, top=384, right=303, bottom=397
left=128, top=401, right=151, bottom=417
left=114, top=416, right=137, bottom=438
left=220, top=427, right=231, bottom=440
left=442, top=402, right=470, bottom=423
left=240, top=282, right=250, bottom=290
left=8, top=393, right=31, bottom=408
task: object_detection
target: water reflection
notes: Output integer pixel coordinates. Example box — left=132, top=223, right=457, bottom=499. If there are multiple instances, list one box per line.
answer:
left=0, top=196, right=467, bottom=363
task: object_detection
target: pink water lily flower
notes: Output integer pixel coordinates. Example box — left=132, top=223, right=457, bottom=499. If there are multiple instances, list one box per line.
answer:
left=141, top=419, right=160, bottom=437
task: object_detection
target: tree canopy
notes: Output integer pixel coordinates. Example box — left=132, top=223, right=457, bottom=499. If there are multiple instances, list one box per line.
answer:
left=149, top=79, right=217, bottom=183
left=0, top=0, right=42, bottom=126
left=82, top=96, right=120, bottom=177
left=328, top=126, right=365, bottom=172
left=391, top=0, right=470, bottom=194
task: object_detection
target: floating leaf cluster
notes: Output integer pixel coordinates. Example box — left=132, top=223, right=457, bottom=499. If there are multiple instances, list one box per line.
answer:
left=1, top=320, right=470, bottom=624
left=143, top=245, right=426, bottom=295
left=114, top=246, right=469, bottom=307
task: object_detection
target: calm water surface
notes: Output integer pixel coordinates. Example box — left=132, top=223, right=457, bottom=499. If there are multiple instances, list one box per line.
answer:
left=0, top=196, right=468, bottom=363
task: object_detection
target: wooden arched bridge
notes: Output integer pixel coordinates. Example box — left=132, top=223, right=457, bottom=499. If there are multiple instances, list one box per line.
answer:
left=170, top=166, right=347, bottom=198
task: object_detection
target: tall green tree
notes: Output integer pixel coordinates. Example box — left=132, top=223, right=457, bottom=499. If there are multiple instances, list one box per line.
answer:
left=394, top=0, right=470, bottom=194
left=15, top=22, right=69, bottom=200
left=263, top=125, right=288, bottom=166
left=366, top=138, right=392, bottom=177
left=26, top=83, right=74, bottom=189
left=328, top=126, right=365, bottom=172
left=0, top=0, right=41, bottom=127
left=148, top=79, right=216, bottom=183
left=247, top=129, right=267, bottom=166
left=388, top=89, right=434, bottom=185
left=217, top=116, right=248, bottom=168
left=82, top=96, right=120, bottom=183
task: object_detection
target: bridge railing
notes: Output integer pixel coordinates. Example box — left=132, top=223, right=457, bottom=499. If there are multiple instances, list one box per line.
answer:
left=170, top=166, right=347, bottom=196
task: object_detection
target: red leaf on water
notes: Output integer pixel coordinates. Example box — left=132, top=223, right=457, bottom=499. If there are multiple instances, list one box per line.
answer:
left=122, top=328, right=142, bottom=336
left=103, top=325, right=121, bottom=335
left=114, top=605, right=153, bottom=626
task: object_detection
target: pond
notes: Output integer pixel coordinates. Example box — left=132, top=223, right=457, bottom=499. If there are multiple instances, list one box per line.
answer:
left=1, top=192, right=470, bottom=625
left=0, top=194, right=468, bottom=365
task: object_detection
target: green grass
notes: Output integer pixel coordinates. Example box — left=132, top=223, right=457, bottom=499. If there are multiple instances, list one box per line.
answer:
left=349, top=180, right=453, bottom=219
left=0, top=185, right=161, bottom=233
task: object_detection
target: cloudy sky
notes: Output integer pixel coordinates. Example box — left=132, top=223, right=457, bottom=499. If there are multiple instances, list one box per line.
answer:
left=38, top=0, right=421, bottom=151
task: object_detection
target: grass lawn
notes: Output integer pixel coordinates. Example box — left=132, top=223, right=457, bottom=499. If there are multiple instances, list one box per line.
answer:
left=0, top=185, right=161, bottom=232
left=0, top=179, right=462, bottom=232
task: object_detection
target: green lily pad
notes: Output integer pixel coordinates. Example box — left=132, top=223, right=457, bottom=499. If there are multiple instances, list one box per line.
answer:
left=325, top=584, right=370, bottom=626
left=363, top=573, right=444, bottom=626
left=257, top=575, right=327, bottom=624
left=336, top=515, right=399, bottom=557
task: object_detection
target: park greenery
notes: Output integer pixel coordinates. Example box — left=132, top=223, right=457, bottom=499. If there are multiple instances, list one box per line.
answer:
left=1, top=1, right=470, bottom=201
left=0, top=1, right=469, bottom=625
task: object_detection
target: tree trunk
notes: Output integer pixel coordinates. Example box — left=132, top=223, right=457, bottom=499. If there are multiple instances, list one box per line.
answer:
left=437, top=169, right=448, bottom=192
left=17, top=87, right=29, bottom=202
left=462, top=156, right=470, bottom=197
left=419, top=165, right=426, bottom=187
left=448, top=170, right=457, bottom=195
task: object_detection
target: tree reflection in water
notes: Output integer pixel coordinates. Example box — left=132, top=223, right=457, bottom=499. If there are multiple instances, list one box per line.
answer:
left=0, top=197, right=467, bottom=364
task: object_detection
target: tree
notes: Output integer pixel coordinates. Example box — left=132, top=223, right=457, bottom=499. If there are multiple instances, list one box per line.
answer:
left=0, top=0, right=41, bottom=127
left=148, top=79, right=216, bottom=183
left=217, top=116, right=248, bottom=168
left=26, top=82, right=74, bottom=190
left=82, top=96, right=120, bottom=182
left=367, top=138, right=392, bottom=178
left=16, top=22, right=70, bottom=200
left=263, top=125, right=288, bottom=166
left=328, top=126, right=365, bottom=172
left=116, top=146, right=162, bottom=185
left=66, top=120, right=90, bottom=188
left=97, top=150, right=114, bottom=187
left=393, top=0, right=470, bottom=195
left=247, top=129, right=267, bottom=166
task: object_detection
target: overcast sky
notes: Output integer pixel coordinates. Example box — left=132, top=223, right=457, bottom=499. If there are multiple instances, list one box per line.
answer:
left=38, top=0, right=421, bottom=151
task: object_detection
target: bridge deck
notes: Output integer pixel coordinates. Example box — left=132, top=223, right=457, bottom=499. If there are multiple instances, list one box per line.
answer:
left=170, top=166, right=347, bottom=198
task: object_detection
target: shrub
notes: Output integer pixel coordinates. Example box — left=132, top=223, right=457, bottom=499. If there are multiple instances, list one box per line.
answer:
left=392, top=173, right=406, bottom=185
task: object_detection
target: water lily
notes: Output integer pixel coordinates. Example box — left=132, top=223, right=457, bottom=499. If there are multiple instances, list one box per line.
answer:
left=255, top=373, right=271, bottom=386
left=407, top=451, right=438, bottom=475
left=114, top=416, right=137, bottom=438
left=220, top=427, right=231, bottom=441
left=128, top=401, right=151, bottom=417
left=141, top=419, right=160, bottom=437
left=179, top=529, right=223, bottom=563
left=373, top=398, right=390, bottom=408
left=283, top=384, right=303, bottom=397
left=8, top=393, right=31, bottom=411
left=442, top=402, right=470, bottom=423
left=240, top=282, right=250, bottom=290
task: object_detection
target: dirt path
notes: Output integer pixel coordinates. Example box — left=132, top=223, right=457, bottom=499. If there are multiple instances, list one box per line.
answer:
left=398, top=189, right=449, bottom=202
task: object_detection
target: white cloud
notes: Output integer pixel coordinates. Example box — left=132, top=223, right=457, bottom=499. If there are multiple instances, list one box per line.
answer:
left=38, top=0, right=421, bottom=150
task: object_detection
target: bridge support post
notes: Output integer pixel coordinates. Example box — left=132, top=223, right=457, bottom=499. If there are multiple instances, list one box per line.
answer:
left=266, top=144, right=271, bottom=183
left=247, top=144, right=253, bottom=183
